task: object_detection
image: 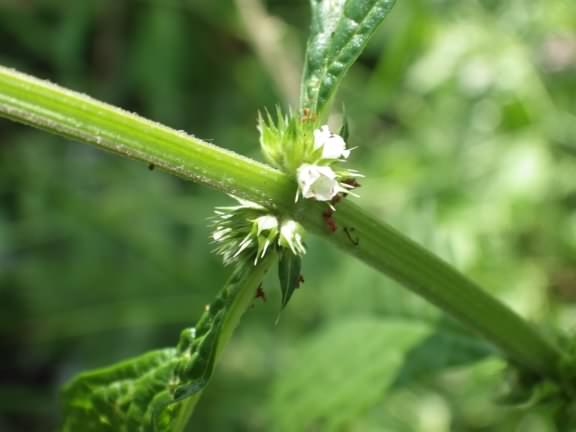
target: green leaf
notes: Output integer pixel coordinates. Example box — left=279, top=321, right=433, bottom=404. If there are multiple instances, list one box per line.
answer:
left=278, top=249, right=302, bottom=309
left=62, top=256, right=275, bottom=432
left=390, top=319, right=495, bottom=389
left=61, top=323, right=222, bottom=431
left=61, top=349, right=177, bottom=432
left=270, top=318, right=428, bottom=431
left=269, top=317, right=493, bottom=431
left=300, top=0, right=397, bottom=115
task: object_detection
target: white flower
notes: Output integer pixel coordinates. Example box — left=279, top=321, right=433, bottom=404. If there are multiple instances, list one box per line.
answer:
left=313, top=125, right=350, bottom=160
left=253, top=215, right=278, bottom=234
left=279, top=220, right=306, bottom=256
left=211, top=196, right=306, bottom=265
left=252, top=215, right=280, bottom=261
left=296, top=163, right=344, bottom=201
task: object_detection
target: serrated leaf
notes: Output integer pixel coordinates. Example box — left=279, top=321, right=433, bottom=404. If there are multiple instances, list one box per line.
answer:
left=269, top=317, right=494, bottom=431
left=62, top=257, right=274, bottom=432
left=300, top=0, right=397, bottom=114
left=278, top=249, right=302, bottom=309
left=62, top=348, right=178, bottom=432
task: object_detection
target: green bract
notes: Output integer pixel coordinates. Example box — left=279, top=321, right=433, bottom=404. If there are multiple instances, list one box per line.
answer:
left=258, top=109, right=362, bottom=203
left=211, top=196, right=306, bottom=266
left=258, top=108, right=319, bottom=174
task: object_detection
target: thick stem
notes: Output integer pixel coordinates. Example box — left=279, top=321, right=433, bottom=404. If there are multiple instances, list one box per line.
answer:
left=0, top=66, right=295, bottom=210
left=291, top=199, right=564, bottom=377
left=0, top=65, right=565, bottom=378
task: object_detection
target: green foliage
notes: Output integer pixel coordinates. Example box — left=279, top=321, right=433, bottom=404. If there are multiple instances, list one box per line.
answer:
left=269, top=317, right=490, bottom=431
left=62, top=256, right=274, bottom=431
left=300, top=0, right=396, bottom=115
left=258, top=108, right=317, bottom=174
left=62, top=349, right=176, bottom=431
left=2, top=0, right=576, bottom=431
left=390, top=320, right=495, bottom=388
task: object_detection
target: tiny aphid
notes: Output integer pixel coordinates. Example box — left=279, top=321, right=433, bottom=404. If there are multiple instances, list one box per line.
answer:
left=322, top=208, right=337, bottom=233
left=148, top=163, right=155, bottom=171
left=330, top=194, right=343, bottom=206
left=341, top=178, right=361, bottom=189
left=301, top=107, right=316, bottom=123
left=329, top=179, right=361, bottom=206
left=255, top=284, right=267, bottom=302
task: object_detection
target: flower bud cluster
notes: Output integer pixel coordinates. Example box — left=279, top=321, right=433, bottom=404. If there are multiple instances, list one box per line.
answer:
left=211, top=110, right=363, bottom=267
left=295, top=124, right=362, bottom=202
left=258, top=109, right=362, bottom=203
left=211, top=197, right=305, bottom=265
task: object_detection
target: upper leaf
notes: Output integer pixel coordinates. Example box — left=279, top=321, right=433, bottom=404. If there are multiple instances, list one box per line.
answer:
left=300, top=0, right=396, bottom=115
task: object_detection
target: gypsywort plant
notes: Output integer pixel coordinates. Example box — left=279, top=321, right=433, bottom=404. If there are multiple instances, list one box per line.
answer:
left=0, top=0, right=575, bottom=430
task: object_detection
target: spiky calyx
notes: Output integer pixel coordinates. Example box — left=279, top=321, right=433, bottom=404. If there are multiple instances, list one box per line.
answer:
left=211, top=196, right=305, bottom=266
left=258, top=109, right=362, bottom=203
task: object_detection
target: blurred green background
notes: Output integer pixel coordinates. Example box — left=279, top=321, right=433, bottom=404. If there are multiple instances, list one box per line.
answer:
left=1, top=0, right=576, bottom=431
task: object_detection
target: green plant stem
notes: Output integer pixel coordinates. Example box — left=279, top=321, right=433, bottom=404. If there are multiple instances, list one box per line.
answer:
left=0, top=65, right=565, bottom=378
left=172, top=254, right=275, bottom=431
left=291, top=199, right=564, bottom=377
left=0, top=66, right=295, bottom=210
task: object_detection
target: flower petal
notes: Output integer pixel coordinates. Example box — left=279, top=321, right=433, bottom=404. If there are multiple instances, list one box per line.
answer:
left=297, top=163, right=339, bottom=201
left=313, top=125, right=350, bottom=160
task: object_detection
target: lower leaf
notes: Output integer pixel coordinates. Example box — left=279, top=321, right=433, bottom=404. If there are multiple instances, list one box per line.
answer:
left=61, top=255, right=275, bottom=432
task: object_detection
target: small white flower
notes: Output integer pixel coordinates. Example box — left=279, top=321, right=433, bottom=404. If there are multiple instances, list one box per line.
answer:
left=279, top=220, right=306, bottom=256
left=297, top=163, right=344, bottom=201
left=211, top=196, right=306, bottom=265
left=252, top=215, right=280, bottom=262
left=313, top=125, right=350, bottom=160
left=253, top=215, right=278, bottom=234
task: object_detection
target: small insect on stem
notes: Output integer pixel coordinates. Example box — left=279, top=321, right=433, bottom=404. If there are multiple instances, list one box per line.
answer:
left=301, top=108, right=316, bottom=123
left=255, top=284, right=267, bottom=302
left=339, top=178, right=361, bottom=199
left=344, top=227, right=359, bottom=246
left=322, top=208, right=337, bottom=233
left=297, top=274, right=304, bottom=287
left=148, top=163, right=155, bottom=171
left=329, top=179, right=361, bottom=207
left=330, top=194, right=343, bottom=206
left=343, top=178, right=361, bottom=188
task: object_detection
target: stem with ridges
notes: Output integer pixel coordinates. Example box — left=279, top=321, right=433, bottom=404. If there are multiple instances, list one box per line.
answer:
left=291, top=199, right=564, bottom=377
left=172, top=254, right=276, bottom=431
left=0, top=65, right=565, bottom=379
left=0, top=65, right=295, bottom=210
